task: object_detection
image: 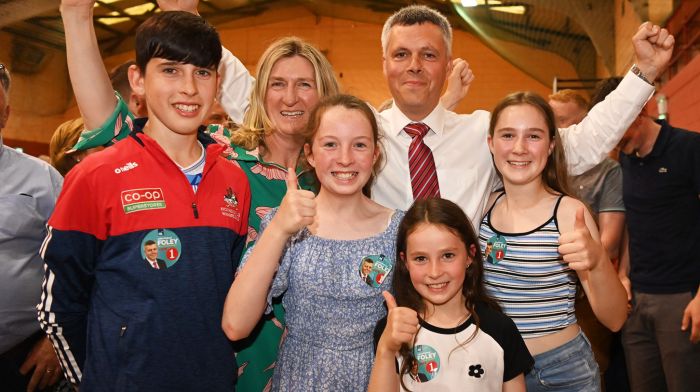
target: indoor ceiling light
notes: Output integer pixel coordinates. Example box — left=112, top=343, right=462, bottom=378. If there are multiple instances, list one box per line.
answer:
left=96, top=2, right=157, bottom=25
left=455, top=0, right=526, bottom=15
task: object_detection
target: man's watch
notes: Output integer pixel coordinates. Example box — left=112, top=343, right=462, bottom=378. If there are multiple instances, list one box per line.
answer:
left=631, top=64, right=654, bottom=86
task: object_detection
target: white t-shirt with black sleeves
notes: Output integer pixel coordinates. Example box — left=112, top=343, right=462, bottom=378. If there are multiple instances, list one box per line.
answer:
left=375, top=302, right=533, bottom=392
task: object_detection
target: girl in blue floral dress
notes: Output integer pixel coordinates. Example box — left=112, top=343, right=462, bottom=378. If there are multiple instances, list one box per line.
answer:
left=223, top=94, right=403, bottom=391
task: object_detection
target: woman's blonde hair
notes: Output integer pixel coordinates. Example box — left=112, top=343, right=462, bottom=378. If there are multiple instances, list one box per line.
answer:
left=232, top=37, right=340, bottom=150
left=49, top=118, right=86, bottom=176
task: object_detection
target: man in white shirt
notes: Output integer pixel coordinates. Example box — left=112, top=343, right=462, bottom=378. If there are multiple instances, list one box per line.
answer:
left=372, top=5, right=673, bottom=229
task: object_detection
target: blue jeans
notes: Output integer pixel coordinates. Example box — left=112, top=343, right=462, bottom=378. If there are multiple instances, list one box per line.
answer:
left=526, top=330, right=601, bottom=392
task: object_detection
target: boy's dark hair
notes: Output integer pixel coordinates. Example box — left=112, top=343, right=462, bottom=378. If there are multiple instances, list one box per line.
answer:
left=109, top=60, right=136, bottom=100
left=589, top=77, right=623, bottom=109
left=135, top=11, right=222, bottom=73
left=394, top=198, right=500, bottom=390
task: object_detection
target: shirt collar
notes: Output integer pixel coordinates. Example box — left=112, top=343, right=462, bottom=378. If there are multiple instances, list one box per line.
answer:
left=646, top=119, right=671, bottom=159
left=387, top=103, right=446, bottom=137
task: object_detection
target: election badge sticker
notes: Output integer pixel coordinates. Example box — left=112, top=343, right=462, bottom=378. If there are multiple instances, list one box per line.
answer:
left=485, top=234, right=507, bottom=264
left=141, top=229, right=182, bottom=270
left=412, top=345, right=440, bottom=382
left=358, top=254, right=393, bottom=288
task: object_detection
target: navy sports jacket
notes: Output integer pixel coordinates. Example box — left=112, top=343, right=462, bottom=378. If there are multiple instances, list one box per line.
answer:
left=38, top=127, right=250, bottom=391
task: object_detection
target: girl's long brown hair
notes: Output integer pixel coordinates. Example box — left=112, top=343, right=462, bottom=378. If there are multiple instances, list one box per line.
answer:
left=489, top=91, right=573, bottom=197
left=393, top=198, right=500, bottom=390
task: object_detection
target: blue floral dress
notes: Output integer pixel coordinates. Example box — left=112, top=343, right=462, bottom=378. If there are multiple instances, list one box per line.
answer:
left=242, top=209, right=404, bottom=391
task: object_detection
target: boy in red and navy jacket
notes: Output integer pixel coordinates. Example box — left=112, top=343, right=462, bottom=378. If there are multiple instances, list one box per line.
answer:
left=37, top=10, right=250, bottom=391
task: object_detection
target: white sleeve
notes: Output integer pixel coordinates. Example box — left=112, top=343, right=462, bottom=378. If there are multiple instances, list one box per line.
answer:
left=559, top=71, right=654, bottom=176
left=218, top=46, right=255, bottom=125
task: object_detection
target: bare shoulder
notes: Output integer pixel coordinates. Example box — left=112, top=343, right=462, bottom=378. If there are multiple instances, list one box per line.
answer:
left=486, top=191, right=502, bottom=211
left=366, top=198, right=395, bottom=220
left=556, top=196, right=599, bottom=236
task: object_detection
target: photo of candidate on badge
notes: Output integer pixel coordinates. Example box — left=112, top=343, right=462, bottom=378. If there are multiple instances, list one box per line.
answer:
left=358, top=254, right=392, bottom=287
left=485, top=234, right=507, bottom=264
left=141, top=229, right=182, bottom=270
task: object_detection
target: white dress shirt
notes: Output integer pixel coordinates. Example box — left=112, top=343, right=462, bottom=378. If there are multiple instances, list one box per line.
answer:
left=373, top=71, right=654, bottom=230
left=219, top=46, right=255, bottom=125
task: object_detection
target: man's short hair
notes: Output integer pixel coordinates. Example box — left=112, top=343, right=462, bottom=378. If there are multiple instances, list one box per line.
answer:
left=135, top=11, right=222, bottom=73
left=590, top=77, right=623, bottom=109
left=109, top=60, right=136, bottom=100
left=144, top=240, right=156, bottom=247
left=381, top=5, right=452, bottom=56
left=549, top=89, right=589, bottom=110
left=0, top=63, right=11, bottom=95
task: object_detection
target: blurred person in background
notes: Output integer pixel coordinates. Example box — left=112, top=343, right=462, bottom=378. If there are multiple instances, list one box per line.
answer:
left=0, top=63, right=65, bottom=391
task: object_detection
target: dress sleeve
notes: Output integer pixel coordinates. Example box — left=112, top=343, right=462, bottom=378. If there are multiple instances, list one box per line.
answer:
left=559, top=71, right=654, bottom=176
left=71, top=91, right=134, bottom=151
left=236, top=208, right=293, bottom=314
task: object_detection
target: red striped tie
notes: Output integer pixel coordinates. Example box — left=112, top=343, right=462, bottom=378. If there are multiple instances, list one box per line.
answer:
left=404, top=122, right=440, bottom=200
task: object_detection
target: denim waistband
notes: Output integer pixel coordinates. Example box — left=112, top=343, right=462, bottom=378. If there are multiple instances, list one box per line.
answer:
left=531, top=330, right=591, bottom=367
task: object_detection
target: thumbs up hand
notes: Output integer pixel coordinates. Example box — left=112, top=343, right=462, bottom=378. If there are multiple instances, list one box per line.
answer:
left=378, top=291, right=420, bottom=354
left=558, top=207, right=605, bottom=272
left=270, top=168, right=316, bottom=236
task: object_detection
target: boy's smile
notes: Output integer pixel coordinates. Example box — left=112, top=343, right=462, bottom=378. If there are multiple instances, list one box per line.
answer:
left=132, top=58, right=219, bottom=137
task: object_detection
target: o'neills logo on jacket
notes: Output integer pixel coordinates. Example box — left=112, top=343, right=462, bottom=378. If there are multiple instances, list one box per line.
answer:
left=121, top=188, right=166, bottom=213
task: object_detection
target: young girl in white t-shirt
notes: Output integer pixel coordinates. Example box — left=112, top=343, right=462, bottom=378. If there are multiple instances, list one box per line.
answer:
left=369, top=198, right=533, bottom=392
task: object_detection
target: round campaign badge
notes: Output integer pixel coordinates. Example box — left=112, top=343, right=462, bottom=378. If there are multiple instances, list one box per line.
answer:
left=411, top=345, right=440, bottom=382
left=358, top=254, right=393, bottom=288
left=141, top=229, right=182, bottom=270
left=485, top=234, right=507, bottom=264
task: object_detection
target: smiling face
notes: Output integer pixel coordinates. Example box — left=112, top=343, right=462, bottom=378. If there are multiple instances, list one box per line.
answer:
left=264, top=55, right=320, bottom=139
left=488, top=103, right=554, bottom=188
left=361, top=259, right=374, bottom=276
left=144, top=243, right=158, bottom=261
left=383, top=23, right=451, bottom=121
left=131, top=58, right=218, bottom=136
left=305, top=105, right=379, bottom=198
left=403, top=223, right=471, bottom=311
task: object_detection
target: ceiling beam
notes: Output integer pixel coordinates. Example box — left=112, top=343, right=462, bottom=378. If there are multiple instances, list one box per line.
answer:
left=528, top=0, right=615, bottom=76
left=0, top=0, right=57, bottom=27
